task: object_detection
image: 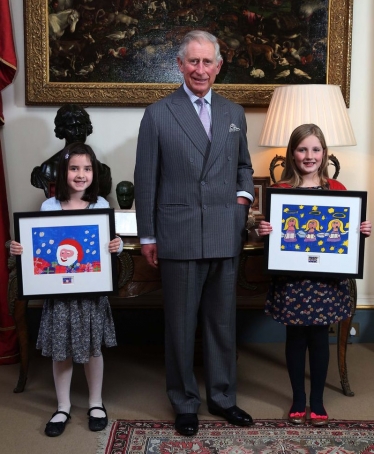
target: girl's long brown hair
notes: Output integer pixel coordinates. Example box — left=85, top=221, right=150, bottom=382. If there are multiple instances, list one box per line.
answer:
left=279, top=123, right=329, bottom=188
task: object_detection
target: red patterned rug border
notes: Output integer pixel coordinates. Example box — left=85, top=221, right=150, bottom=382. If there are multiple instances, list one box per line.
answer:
left=109, top=419, right=374, bottom=427
left=99, top=419, right=374, bottom=454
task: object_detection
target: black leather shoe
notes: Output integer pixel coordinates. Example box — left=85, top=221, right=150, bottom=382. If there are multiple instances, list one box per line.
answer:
left=175, top=413, right=199, bottom=436
left=45, top=410, right=71, bottom=437
left=208, top=405, right=253, bottom=426
left=87, top=405, right=108, bottom=432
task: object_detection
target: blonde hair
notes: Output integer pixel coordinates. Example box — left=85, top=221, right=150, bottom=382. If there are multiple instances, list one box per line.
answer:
left=327, top=219, right=346, bottom=233
left=284, top=216, right=299, bottom=230
left=279, top=124, right=329, bottom=188
left=304, top=219, right=321, bottom=231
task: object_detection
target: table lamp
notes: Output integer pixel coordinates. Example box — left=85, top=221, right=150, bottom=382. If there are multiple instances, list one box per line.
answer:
left=258, top=84, right=356, bottom=182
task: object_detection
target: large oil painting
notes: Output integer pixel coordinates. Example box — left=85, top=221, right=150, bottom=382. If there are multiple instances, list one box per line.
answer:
left=25, top=0, right=353, bottom=106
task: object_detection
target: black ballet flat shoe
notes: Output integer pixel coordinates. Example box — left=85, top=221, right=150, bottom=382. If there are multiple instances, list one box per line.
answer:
left=175, top=413, right=199, bottom=436
left=208, top=405, right=253, bottom=426
left=87, top=405, right=108, bottom=432
left=44, top=410, right=71, bottom=437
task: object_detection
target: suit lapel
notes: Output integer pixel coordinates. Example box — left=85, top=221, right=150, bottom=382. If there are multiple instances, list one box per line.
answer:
left=167, top=86, right=212, bottom=158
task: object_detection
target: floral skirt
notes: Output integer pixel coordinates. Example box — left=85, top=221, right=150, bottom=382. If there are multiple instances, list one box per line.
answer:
left=265, top=276, right=352, bottom=325
left=36, top=296, right=117, bottom=363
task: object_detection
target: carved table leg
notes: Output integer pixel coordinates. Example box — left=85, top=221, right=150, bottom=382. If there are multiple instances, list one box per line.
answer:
left=336, top=279, right=357, bottom=397
left=13, top=299, right=29, bottom=393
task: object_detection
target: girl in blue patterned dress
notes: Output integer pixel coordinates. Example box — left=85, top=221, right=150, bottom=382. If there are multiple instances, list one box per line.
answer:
left=258, top=124, right=371, bottom=426
left=10, top=142, right=123, bottom=437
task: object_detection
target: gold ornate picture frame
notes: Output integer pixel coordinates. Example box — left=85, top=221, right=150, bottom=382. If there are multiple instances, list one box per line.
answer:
left=25, top=0, right=353, bottom=107
left=252, top=176, right=270, bottom=223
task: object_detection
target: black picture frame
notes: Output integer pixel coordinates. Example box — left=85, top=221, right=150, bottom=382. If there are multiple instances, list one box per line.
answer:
left=264, top=188, right=367, bottom=278
left=14, top=208, right=117, bottom=299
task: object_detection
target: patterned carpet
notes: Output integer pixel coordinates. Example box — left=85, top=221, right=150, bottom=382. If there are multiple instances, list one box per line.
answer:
left=98, top=420, right=374, bottom=454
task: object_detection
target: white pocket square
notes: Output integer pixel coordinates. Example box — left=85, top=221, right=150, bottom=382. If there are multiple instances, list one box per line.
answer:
left=229, top=123, right=240, bottom=132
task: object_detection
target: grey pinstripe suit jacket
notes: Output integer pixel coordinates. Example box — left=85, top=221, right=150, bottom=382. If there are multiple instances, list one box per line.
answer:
left=134, top=85, right=255, bottom=260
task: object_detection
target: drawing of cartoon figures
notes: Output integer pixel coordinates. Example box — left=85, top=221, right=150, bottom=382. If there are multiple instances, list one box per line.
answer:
left=56, top=238, right=84, bottom=272
left=326, top=219, right=346, bottom=242
left=303, top=219, right=321, bottom=242
left=283, top=216, right=299, bottom=242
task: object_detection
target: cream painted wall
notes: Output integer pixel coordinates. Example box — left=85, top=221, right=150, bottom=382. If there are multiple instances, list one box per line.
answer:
left=1, top=1, right=374, bottom=305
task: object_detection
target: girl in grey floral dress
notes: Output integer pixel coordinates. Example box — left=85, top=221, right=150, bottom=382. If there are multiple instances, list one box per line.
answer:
left=11, top=143, right=123, bottom=437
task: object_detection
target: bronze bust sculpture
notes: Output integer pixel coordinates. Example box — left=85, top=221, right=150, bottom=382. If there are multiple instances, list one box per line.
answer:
left=116, top=181, right=134, bottom=209
left=31, top=103, right=112, bottom=198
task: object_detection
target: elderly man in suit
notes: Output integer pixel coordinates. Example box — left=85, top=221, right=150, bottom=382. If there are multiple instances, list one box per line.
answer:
left=134, top=30, right=255, bottom=436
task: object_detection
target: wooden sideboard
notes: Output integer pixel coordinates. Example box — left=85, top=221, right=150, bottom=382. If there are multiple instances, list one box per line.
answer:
left=6, top=231, right=356, bottom=395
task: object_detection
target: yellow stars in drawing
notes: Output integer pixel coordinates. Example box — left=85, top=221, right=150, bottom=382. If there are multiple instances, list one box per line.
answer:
left=284, top=208, right=289, bottom=213
left=329, top=246, right=335, bottom=251
left=338, top=248, right=345, bottom=254
left=343, top=240, right=349, bottom=247
left=312, top=205, right=318, bottom=211
left=281, top=245, right=285, bottom=250
left=305, top=247, right=310, bottom=252
left=328, top=207, right=334, bottom=214
left=299, top=205, right=304, bottom=209
left=295, top=244, right=300, bottom=250
left=318, top=240, right=323, bottom=246
left=300, top=213, right=305, bottom=218
left=321, top=248, right=326, bottom=252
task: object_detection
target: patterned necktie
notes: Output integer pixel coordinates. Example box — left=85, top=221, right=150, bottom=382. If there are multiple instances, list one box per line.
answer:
left=196, top=98, right=211, bottom=140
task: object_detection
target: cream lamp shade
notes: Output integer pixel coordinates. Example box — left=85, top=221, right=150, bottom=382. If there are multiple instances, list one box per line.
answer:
left=258, top=85, right=356, bottom=147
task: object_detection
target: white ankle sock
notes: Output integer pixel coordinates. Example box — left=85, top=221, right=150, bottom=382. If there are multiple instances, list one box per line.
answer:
left=50, top=404, right=71, bottom=423
left=88, top=401, right=106, bottom=419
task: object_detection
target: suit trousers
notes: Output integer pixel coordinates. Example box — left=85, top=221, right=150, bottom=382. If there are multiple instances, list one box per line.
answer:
left=159, top=256, right=239, bottom=414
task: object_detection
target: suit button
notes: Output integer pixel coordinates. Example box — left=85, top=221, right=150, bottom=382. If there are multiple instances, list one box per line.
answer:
left=227, top=156, right=232, bottom=161
left=201, top=181, right=206, bottom=186
left=224, top=179, right=228, bottom=184
left=203, top=205, right=207, bottom=210
left=225, top=203, right=229, bottom=208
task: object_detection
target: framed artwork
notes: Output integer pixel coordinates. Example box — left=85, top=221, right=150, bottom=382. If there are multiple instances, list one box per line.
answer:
left=25, top=0, right=353, bottom=107
left=264, top=189, right=367, bottom=278
left=252, top=176, right=270, bottom=223
left=114, top=210, right=137, bottom=236
left=14, top=208, right=117, bottom=299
